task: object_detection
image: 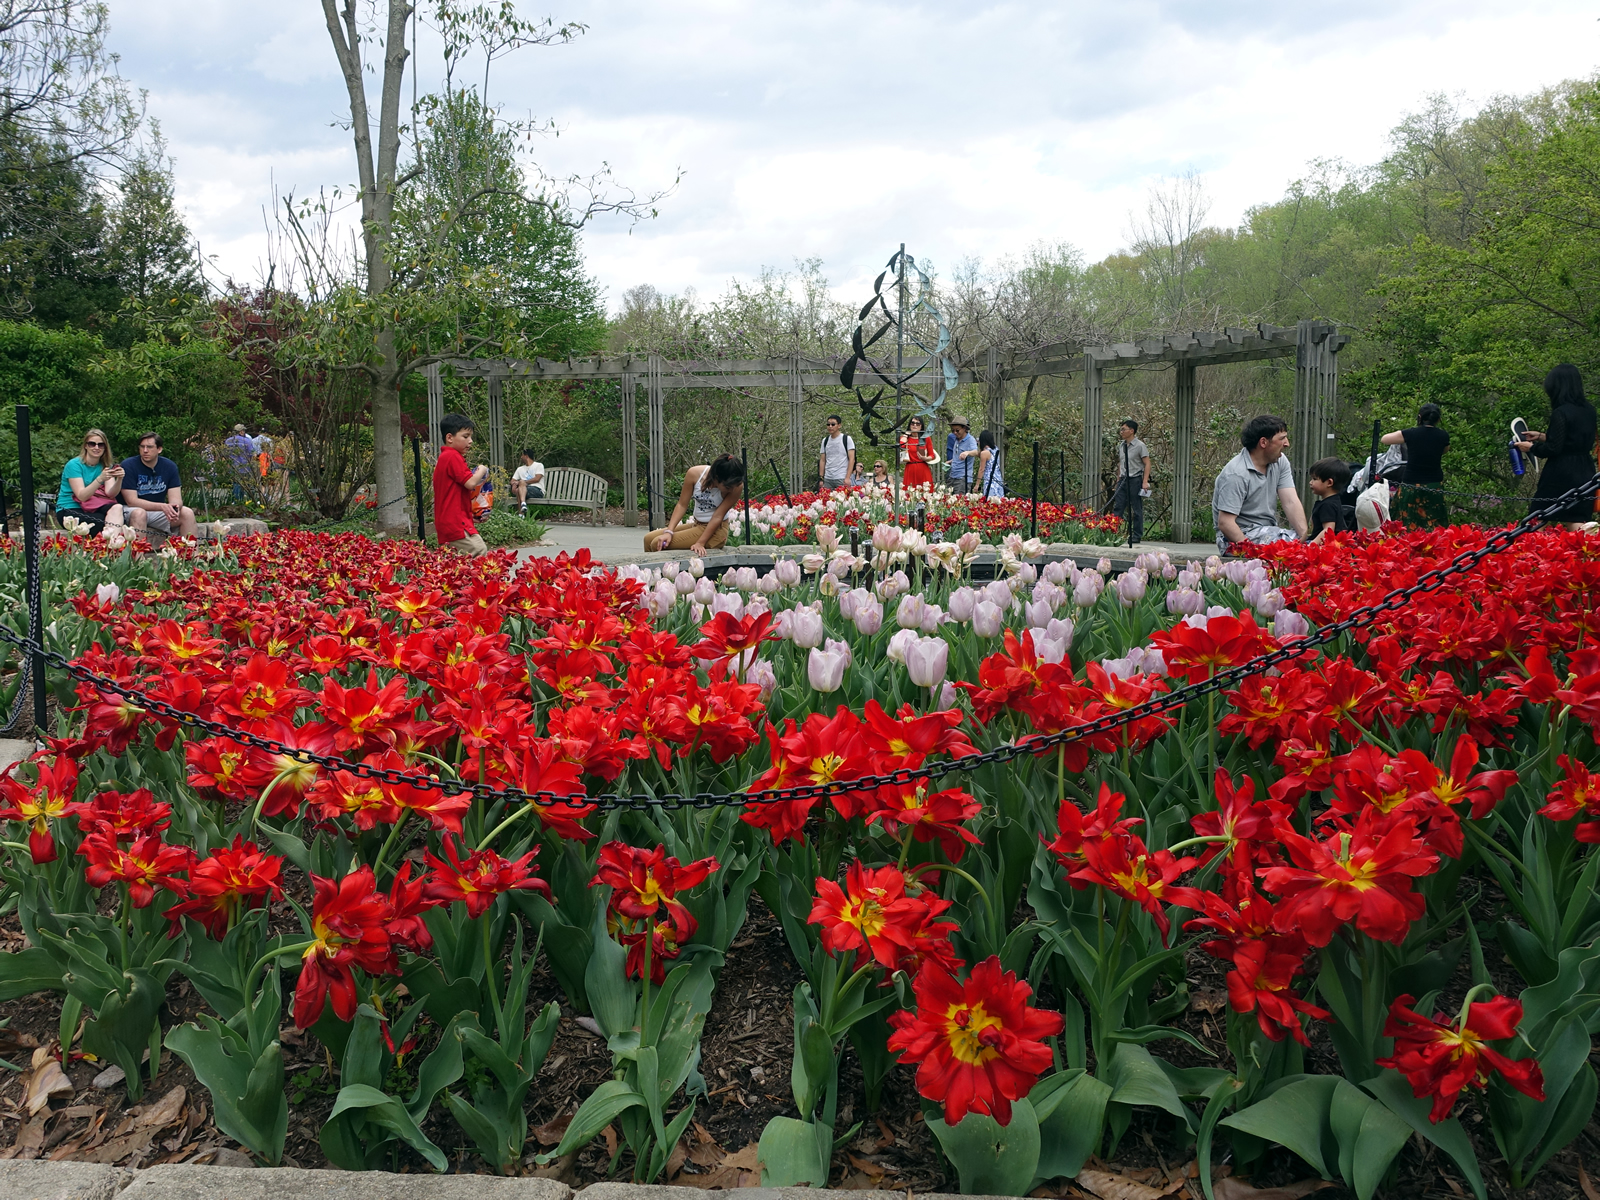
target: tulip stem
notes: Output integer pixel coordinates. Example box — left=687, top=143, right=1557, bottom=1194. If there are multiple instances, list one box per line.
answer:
left=1455, top=982, right=1497, bottom=1030
left=372, top=811, right=412, bottom=881
left=1165, top=835, right=1231, bottom=853
left=478, top=801, right=536, bottom=852
left=915, top=863, right=997, bottom=939
left=248, top=772, right=288, bottom=837
left=249, top=940, right=315, bottom=982
left=640, top=917, right=653, bottom=1037
left=483, top=914, right=505, bottom=1035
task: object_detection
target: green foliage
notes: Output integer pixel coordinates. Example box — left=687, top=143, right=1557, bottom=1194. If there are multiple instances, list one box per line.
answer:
left=475, top=508, right=547, bottom=547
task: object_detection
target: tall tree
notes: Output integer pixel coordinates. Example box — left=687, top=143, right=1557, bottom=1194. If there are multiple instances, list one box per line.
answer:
left=318, top=0, right=668, bottom=533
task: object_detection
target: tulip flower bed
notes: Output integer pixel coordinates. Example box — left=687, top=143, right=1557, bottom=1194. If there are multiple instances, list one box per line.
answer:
left=0, top=524, right=1596, bottom=1198
left=729, top=483, right=1126, bottom=547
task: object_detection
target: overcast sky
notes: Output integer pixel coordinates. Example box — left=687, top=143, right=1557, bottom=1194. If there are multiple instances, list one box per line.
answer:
left=107, top=1, right=1600, bottom=312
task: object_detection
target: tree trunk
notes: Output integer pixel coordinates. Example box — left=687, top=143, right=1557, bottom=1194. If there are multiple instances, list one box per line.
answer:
left=323, top=0, right=415, bottom=535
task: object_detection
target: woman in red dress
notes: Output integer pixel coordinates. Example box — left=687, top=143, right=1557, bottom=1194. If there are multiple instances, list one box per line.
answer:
left=899, top=415, right=937, bottom=488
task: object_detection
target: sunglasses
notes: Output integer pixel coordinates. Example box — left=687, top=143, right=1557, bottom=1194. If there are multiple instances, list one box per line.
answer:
left=85, top=440, right=105, bottom=447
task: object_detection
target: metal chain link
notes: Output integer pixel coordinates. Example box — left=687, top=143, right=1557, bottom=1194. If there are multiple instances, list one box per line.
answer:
left=3, top=473, right=1596, bottom=813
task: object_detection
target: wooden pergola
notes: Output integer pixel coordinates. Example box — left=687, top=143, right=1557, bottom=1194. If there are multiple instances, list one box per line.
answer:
left=994, top=320, right=1349, bottom=542
left=428, top=319, right=1345, bottom=541
left=427, top=355, right=979, bottom=528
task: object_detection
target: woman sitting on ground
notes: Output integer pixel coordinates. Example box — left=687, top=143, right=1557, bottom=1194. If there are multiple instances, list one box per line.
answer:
left=56, top=429, right=145, bottom=541
left=645, top=455, right=746, bottom=554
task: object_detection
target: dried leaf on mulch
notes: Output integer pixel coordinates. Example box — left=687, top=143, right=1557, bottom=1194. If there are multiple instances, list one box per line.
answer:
left=23, top=1049, right=72, bottom=1117
left=674, top=1140, right=761, bottom=1189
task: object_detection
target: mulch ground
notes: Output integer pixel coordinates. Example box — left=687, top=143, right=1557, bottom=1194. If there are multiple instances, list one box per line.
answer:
left=0, top=895, right=1594, bottom=1198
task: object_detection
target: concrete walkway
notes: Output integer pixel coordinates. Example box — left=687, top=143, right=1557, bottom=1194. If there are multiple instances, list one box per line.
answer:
left=0, top=1161, right=997, bottom=1200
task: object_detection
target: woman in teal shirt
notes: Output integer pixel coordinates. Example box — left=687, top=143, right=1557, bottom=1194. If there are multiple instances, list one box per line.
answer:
left=56, top=429, right=143, bottom=540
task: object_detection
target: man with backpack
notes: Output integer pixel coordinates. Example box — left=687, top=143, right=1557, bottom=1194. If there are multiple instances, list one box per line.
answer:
left=818, top=415, right=856, bottom=490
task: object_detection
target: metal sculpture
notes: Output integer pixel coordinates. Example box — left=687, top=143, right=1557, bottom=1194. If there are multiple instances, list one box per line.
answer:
left=840, top=244, right=958, bottom=446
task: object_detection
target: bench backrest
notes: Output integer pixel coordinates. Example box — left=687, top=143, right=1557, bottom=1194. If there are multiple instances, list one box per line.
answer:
left=542, top=467, right=609, bottom=506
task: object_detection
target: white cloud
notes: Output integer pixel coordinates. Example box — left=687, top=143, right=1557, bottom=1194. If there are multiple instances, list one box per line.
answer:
left=105, top=0, right=1600, bottom=309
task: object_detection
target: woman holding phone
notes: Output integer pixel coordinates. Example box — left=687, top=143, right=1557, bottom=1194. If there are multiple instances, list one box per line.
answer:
left=56, top=429, right=144, bottom=540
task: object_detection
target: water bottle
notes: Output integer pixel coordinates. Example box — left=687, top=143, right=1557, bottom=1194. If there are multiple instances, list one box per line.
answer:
left=1509, top=442, right=1525, bottom=477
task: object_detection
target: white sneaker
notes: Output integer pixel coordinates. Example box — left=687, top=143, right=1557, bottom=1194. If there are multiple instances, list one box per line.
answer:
left=519, top=504, right=528, bottom=516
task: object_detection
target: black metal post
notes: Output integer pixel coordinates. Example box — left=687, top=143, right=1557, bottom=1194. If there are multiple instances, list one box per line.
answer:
left=769, top=458, right=792, bottom=507
left=16, top=406, right=46, bottom=735
left=1367, top=419, right=1381, bottom=483
left=741, top=448, right=750, bottom=546
left=411, top=435, right=426, bottom=541
left=1030, top=440, right=1040, bottom=539
left=1059, top=449, right=1066, bottom=506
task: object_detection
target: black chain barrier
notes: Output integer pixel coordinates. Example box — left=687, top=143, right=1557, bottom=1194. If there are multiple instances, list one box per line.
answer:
left=2, top=473, right=1597, bottom=813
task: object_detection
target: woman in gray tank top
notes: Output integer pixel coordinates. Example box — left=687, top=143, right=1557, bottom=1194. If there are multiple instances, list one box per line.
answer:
left=645, top=455, right=747, bottom=553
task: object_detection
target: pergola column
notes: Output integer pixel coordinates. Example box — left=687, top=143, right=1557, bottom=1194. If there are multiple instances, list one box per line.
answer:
left=647, top=355, right=666, bottom=528
left=985, top=347, right=1004, bottom=481
left=426, top=363, right=443, bottom=450
left=789, top=357, right=804, bottom=492
left=1293, top=320, right=1340, bottom=508
left=486, top=371, right=505, bottom=475
left=621, top=371, right=637, bottom=527
left=1082, top=354, right=1104, bottom=505
left=1172, top=361, right=1196, bottom=543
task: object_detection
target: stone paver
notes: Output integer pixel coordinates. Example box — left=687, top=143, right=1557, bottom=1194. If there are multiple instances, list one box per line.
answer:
left=576, top=1187, right=988, bottom=1200
left=0, top=1160, right=126, bottom=1200
left=0, top=739, right=32, bottom=772
left=119, top=1165, right=572, bottom=1200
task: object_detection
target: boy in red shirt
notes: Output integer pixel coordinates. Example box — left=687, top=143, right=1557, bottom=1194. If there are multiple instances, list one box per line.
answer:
left=433, top=413, right=490, bottom=556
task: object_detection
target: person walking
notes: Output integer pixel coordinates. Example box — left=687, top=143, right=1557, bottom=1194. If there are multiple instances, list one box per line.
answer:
left=645, top=455, right=746, bottom=554
left=1111, top=419, right=1151, bottom=543
left=899, top=415, right=938, bottom=489
left=947, top=419, right=978, bottom=491
left=1212, top=414, right=1307, bottom=551
left=1381, top=403, right=1450, bottom=528
left=818, top=415, right=856, bottom=491
left=1517, top=363, right=1598, bottom=530
left=975, top=429, right=1005, bottom=499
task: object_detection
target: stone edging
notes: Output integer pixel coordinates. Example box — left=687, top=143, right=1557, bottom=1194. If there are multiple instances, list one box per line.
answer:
left=0, top=1161, right=1010, bottom=1200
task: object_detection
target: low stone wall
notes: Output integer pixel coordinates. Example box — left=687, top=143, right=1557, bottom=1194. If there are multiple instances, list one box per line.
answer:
left=0, top=1162, right=999, bottom=1200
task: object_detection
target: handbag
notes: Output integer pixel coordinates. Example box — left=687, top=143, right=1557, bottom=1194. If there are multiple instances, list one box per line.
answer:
left=80, top=488, right=115, bottom=512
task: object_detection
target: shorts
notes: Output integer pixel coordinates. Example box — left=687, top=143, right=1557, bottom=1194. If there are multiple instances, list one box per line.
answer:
left=145, top=508, right=173, bottom=534
left=821, top=476, right=847, bottom=490
left=447, top=534, right=487, bottom=557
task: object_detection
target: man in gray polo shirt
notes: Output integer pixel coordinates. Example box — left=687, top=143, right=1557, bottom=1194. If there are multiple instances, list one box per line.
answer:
left=1112, top=419, right=1151, bottom=543
left=1212, top=414, right=1307, bottom=552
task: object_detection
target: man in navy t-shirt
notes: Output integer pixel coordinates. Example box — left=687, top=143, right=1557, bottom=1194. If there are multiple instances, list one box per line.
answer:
left=120, top=432, right=198, bottom=538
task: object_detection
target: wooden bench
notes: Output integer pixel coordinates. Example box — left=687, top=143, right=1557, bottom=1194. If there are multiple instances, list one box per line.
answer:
left=526, top=467, right=609, bottom=525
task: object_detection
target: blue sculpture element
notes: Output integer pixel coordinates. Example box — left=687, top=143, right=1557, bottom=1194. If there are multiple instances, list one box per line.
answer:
left=840, top=246, right=957, bottom=446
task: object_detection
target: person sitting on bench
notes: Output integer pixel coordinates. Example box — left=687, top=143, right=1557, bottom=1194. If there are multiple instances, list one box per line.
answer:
left=512, top=449, right=544, bottom=513
left=120, top=432, right=199, bottom=539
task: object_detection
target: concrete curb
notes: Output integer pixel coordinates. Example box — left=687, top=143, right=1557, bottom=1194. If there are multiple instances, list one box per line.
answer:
left=119, top=1164, right=571, bottom=1199
left=0, top=1160, right=129, bottom=1200
left=0, top=1161, right=1008, bottom=1200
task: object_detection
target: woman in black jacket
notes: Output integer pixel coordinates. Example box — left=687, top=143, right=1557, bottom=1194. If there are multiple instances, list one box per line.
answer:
left=1518, top=363, right=1598, bottom=528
